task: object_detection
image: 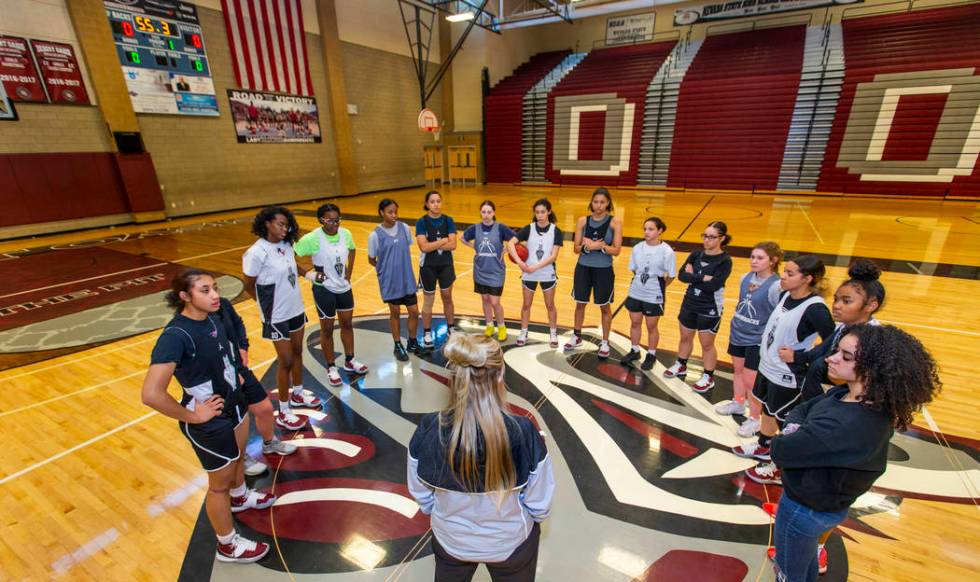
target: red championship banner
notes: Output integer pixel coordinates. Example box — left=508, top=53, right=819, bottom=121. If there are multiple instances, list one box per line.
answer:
left=0, top=35, right=46, bottom=102
left=30, top=40, right=89, bottom=105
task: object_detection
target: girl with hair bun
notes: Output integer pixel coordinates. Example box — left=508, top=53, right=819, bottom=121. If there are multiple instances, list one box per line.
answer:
left=733, top=254, right=835, bottom=487
left=407, top=332, right=555, bottom=580
left=620, top=217, right=676, bottom=370
left=664, top=221, right=733, bottom=392
left=715, top=241, right=783, bottom=437
left=769, top=324, right=940, bottom=582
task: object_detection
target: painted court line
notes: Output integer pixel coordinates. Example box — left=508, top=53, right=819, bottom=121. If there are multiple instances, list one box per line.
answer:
left=0, top=263, right=168, bottom=301
left=795, top=202, right=825, bottom=245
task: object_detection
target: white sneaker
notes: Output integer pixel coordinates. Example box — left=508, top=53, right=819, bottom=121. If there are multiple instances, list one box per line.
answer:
left=564, top=335, right=583, bottom=350
left=243, top=455, right=267, bottom=476
left=715, top=400, right=747, bottom=416
left=275, top=409, right=307, bottom=431
left=327, top=366, right=343, bottom=386
left=663, top=361, right=687, bottom=379
left=261, top=438, right=297, bottom=456
left=516, top=330, right=528, bottom=346
left=422, top=332, right=434, bottom=348
left=549, top=331, right=559, bottom=348
left=342, top=358, right=369, bottom=374
left=597, top=341, right=610, bottom=359
left=737, top=417, right=761, bottom=437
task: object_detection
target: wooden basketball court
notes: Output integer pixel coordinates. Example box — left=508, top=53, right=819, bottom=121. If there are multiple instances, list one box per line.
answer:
left=0, top=184, right=978, bottom=580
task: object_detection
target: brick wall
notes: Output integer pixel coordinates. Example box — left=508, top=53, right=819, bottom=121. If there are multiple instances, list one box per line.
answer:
left=341, top=42, right=441, bottom=193
left=0, top=104, right=111, bottom=153
left=136, top=7, right=340, bottom=216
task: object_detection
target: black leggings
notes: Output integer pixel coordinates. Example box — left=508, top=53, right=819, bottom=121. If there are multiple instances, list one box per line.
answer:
left=432, top=523, right=541, bottom=582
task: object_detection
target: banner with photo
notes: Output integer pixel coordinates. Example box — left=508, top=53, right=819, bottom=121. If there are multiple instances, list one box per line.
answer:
left=674, top=0, right=863, bottom=25
left=228, top=89, right=322, bottom=144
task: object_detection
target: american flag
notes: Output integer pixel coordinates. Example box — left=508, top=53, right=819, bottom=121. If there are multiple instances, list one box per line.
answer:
left=220, top=0, right=313, bottom=96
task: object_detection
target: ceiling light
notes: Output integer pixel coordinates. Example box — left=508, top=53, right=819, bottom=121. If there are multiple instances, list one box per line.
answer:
left=446, top=11, right=475, bottom=22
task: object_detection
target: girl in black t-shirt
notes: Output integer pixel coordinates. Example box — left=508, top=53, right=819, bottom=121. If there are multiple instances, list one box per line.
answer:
left=143, top=269, right=274, bottom=564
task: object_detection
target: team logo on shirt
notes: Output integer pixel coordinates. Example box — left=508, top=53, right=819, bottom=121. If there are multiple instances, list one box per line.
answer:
left=288, top=268, right=296, bottom=288
left=477, top=236, right=497, bottom=256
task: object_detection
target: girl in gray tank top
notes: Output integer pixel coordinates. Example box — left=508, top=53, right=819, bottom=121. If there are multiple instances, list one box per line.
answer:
left=566, top=188, right=623, bottom=359
left=368, top=199, right=422, bottom=361
left=715, top=242, right=783, bottom=435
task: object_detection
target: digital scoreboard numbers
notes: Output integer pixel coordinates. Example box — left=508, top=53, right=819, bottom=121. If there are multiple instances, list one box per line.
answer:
left=104, top=0, right=219, bottom=116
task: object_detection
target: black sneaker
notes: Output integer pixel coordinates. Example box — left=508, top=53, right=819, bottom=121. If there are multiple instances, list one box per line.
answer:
left=393, top=342, right=409, bottom=362
left=620, top=349, right=641, bottom=366
left=407, top=339, right=424, bottom=356
left=641, top=353, right=656, bottom=371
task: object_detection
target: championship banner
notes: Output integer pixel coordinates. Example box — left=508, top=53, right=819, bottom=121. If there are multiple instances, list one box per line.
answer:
left=227, top=89, right=321, bottom=144
left=0, top=35, right=46, bottom=102
left=606, top=14, right=655, bottom=46
left=0, top=82, right=17, bottom=120
left=30, top=40, right=90, bottom=105
left=674, top=0, right=863, bottom=25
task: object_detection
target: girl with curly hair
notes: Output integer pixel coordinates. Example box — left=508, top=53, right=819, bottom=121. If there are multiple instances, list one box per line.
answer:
left=769, top=324, right=940, bottom=582
left=243, top=206, right=318, bottom=431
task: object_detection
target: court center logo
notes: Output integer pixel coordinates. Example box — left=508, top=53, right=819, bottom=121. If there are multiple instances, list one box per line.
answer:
left=552, top=93, right=636, bottom=177
left=837, top=68, right=980, bottom=182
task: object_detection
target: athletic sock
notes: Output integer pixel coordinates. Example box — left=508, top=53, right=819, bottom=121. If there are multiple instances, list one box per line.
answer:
left=647, top=348, right=656, bottom=355
left=217, top=530, right=236, bottom=545
left=758, top=435, right=773, bottom=448
left=230, top=483, right=247, bottom=498
left=278, top=400, right=289, bottom=413
left=678, top=358, right=688, bottom=366
left=345, top=354, right=354, bottom=363
left=704, top=369, right=715, bottom=378
left=424, top=328, right=431, bottom=334
left=574, top=328, right=582, bottom=337
left=263, top=439, right=274, bottom=446
left=291, top=384, right=304, bottom=395
left=632, top=344, right=641, bottom=352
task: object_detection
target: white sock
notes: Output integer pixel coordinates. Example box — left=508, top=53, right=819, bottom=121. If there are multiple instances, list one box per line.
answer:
left=632, top=344, right=641, bottom=352
left=230, top=483, right=247, bottom=498
left=648, top=348, right=656, bottom=355
left=216, top=530, right=236, bottom=545
left=278, top=400, right=289, bottom=413
left=292, top=384, right=304, bottom=395
left=520, top=327, right=528, bottom=334
left=600, top=340, right=609, bottom=347
left=550, top=327, right=557, bottom=335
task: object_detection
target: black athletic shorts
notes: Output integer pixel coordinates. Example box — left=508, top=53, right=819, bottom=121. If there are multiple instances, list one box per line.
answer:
left=624, top=296, right=664, bottom=317
left=313, top=285, right=354, bottom=319
left=475, top=282, right=504, bottom=296
left=572, top=264, right=614, bottom=305
left=386, top=293, right=418, bottom=307
left=241, top=368, right=269, bottom=406
left=179, top=397, right=248, bottom=472
left=262, top=313, right=308, bottom=341
left=728, top=343, right=761, bottom=371
left=522, top=279, right=556, bottom=292
left=677, top=304, right=721, bottom=334
left=752, top=373, right=802, bottom=424
left=420, top=263, right=456, bottom=293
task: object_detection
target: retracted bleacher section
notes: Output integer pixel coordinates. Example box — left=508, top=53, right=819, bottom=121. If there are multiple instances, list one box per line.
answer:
left=817, top=3, right=980, bottom=197
left=667, top=26, right=806, bottom=191
left=545, top=41, right=676, bottom=187
left=484, top=51, right=571, bottom=184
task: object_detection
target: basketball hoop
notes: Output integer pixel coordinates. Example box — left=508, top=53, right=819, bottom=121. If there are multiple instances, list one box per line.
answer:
left=418, top=108, right=440, bottom=133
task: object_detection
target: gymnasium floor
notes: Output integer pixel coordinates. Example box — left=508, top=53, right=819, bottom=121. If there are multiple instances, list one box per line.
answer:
left=0, top=184, right=978, bottom=581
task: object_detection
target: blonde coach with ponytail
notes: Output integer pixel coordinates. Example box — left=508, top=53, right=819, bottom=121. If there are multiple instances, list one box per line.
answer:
left=407, top=333, right=555, bottom=581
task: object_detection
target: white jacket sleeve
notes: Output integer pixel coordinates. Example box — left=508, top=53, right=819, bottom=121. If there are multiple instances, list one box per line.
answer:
left=406, top=454, right=435, bottom=515
left=519, top=454, right=555, bottom=522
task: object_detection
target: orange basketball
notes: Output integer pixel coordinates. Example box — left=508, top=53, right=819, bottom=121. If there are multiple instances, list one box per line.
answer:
left=510, top=243, right=529, bottom=264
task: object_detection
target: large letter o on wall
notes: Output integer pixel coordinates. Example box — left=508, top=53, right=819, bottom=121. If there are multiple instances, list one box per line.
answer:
left=552, top=93, right=636, bottom=177
left=837, top=68, right=980, bottom=183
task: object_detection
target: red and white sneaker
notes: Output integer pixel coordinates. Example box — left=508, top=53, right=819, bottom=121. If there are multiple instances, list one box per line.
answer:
left=746, top=462, right=782, bottom=485
left=216, top=534, right=270, bottom=563
left=549, top=331, right=559, bottom=348
left=342, top=358, right=368, bottom=375
left=231, top=489, right=277, bottom=513
left=732, top=441, right=771, bottom=460
left=692, top=373, right=715, bottom=393
left=564, top=335, right=583, bottom=350
left=516, top=330, right=528, bottom=347
left=663, top=361, right=687, bottom=379
left=818, top=545, right=828, bottom=575
left=289, top=390, right=322, bottom=408
left=275, top=409, right=307, bottom=431
left=597, top=341, right=610, bottom=359
left=326, top=366, right=343, bottom=387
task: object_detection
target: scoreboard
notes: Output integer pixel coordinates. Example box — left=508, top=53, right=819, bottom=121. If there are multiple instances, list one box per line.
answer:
left=104, top=0, right=219, bottom=116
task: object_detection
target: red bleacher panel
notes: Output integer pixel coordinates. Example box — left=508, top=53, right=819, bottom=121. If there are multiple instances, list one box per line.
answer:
left=545, top=41, right=675, bottom=187
left=485, top=50, right=570, bottom=183
left=667, top=26, right=806, bottom=191
left=818, top=4, right=980, bottom=197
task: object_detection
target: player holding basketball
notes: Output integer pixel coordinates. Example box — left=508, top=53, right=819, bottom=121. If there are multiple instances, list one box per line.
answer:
left=461, top=200, right=518, bottom=342
left=565, top=188, right=623, bottom=358
left=620, top=217, right=676, bottom=370
left=243, top=207, right=319, bottom=431
left=509, top=198, right=563, bottom=348
left=416, top=190, right=458, bottom=348
left=142, top=269, right=274, bottom=564
left=295, top=203, right=369, bottom=388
